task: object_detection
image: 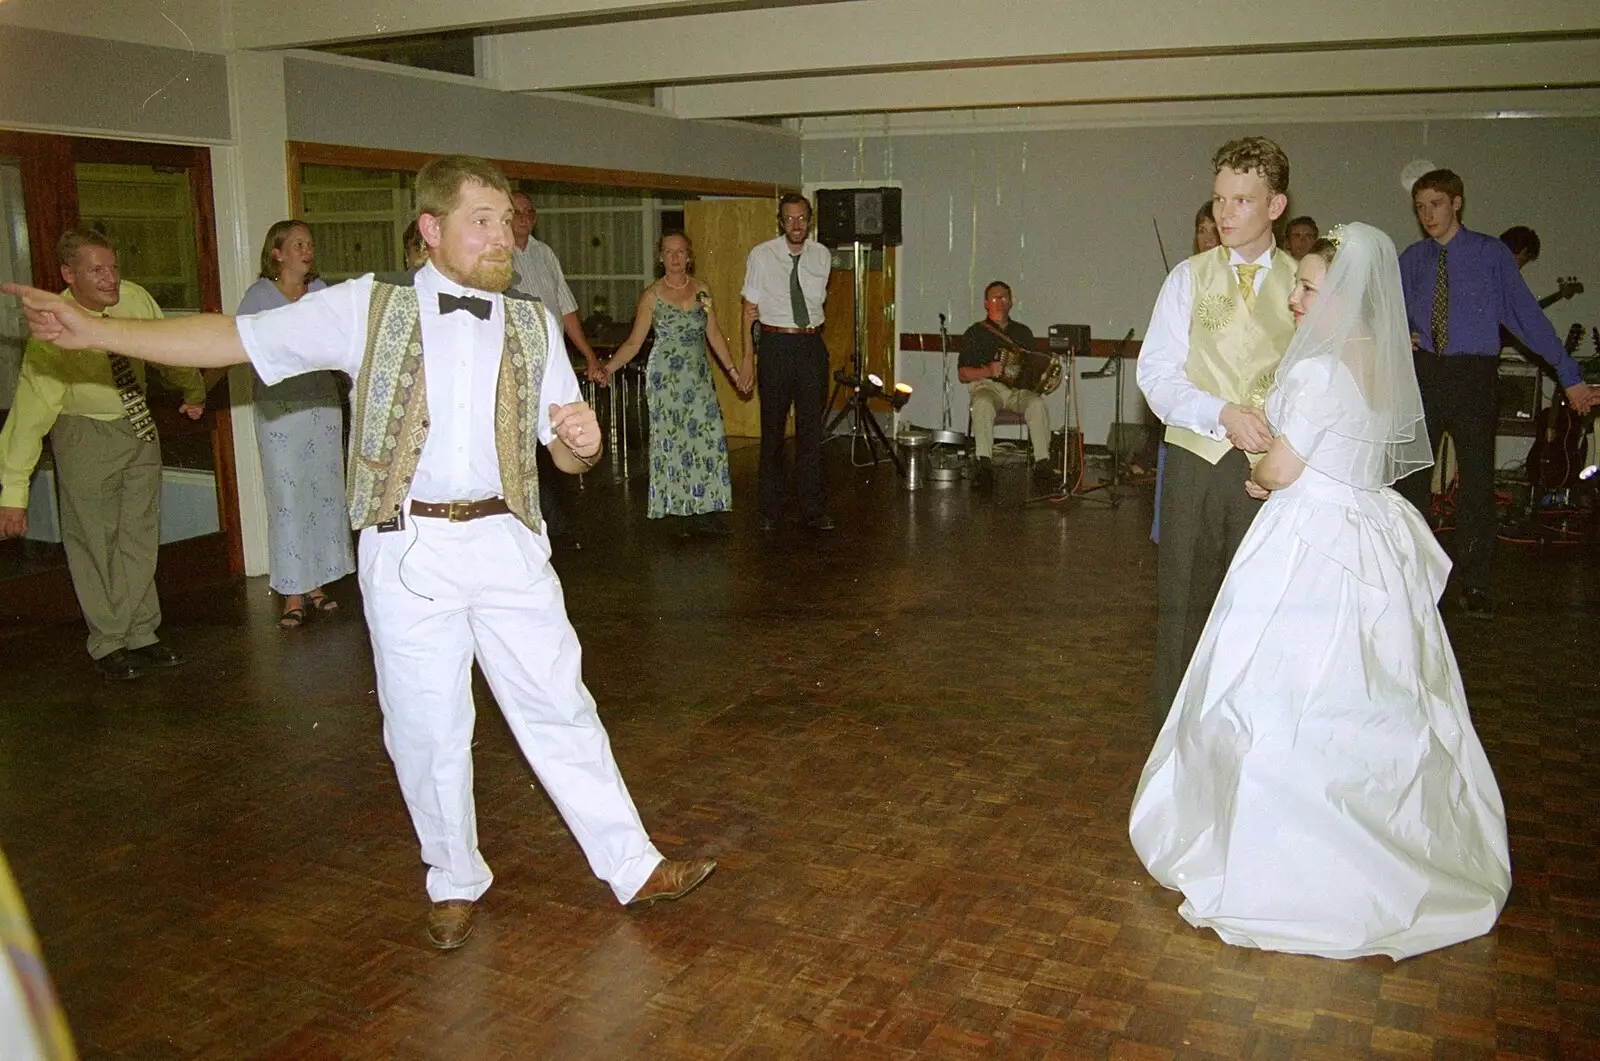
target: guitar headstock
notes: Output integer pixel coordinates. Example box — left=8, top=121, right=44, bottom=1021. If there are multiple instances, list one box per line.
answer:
left=1565, top=322, right=1584, bottom=354
left=1558, top=276, right=1584, bottom=301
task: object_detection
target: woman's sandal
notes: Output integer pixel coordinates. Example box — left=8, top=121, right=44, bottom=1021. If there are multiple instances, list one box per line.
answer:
left=278, top=607, right=307, bottom=629
left=307, top=591, right=339, bottom=616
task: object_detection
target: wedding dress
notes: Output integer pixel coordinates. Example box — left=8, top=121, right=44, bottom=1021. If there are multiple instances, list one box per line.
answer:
left=1128, top=223, right=1510, bottom=960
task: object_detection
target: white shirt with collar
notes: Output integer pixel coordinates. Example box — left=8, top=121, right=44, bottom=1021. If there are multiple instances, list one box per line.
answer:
left=509, top=237, right=578, bottom=318
left=1136, top=244, right=1278, bottom=441
left=741, top=236, right=831, bottom=328
left=235, top=261, right=576, bottom=504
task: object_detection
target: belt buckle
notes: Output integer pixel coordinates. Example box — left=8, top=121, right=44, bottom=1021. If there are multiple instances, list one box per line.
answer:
left=447, top=501, right=469, bottom=522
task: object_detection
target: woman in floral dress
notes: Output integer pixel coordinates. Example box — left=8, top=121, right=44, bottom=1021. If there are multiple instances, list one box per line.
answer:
left=602, top=232, right=748, bottom=534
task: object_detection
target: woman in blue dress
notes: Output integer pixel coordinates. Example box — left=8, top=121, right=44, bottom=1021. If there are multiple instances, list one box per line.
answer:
left=237, top=220, right=355, bottom=627
left=602, top=232, right=748, bottom=535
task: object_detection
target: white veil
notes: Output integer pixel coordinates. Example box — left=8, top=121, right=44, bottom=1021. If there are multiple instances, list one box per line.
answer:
left=1265, top=222, right=1433, bottom=488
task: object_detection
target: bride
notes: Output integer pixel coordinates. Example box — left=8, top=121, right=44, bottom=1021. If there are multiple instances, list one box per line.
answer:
left=1128, top=222, right=1511, bottom=960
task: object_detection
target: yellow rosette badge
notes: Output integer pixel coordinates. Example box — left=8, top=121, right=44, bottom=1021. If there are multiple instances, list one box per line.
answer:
left=1245, top=367, right=1276, bottom=411
left=1195, top=292, right=1236, bottom=332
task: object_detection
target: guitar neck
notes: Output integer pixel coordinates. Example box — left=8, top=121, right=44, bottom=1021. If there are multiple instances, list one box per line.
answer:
left=1538, top=292, right=1563, bottom=310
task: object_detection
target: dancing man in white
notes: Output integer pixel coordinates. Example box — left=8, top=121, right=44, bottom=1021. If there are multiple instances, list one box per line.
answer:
left=3, top=156, right=715, bottom=951
left=1128, top=223, right=1510, bottom=960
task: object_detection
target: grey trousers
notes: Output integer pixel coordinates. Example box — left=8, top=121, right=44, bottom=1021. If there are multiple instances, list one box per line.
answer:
left=1150, top=445, right=1263, bottom=730
left=49, top=414, right=163, bottom=659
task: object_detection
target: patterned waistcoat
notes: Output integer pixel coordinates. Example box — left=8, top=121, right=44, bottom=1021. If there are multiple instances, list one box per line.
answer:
left=1167, top=245, right=1297, bottom=465
left=345, top=278, right=550, bottom=531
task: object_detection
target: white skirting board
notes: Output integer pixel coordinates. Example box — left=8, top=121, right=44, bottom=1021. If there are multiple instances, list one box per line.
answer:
left=24, top=466, right=221, bottom=544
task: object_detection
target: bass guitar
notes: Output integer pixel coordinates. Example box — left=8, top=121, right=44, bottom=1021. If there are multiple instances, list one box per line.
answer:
left=1538, top=276, right=1583, bottom=310
left=1525, top=323, right=1588, bottom=491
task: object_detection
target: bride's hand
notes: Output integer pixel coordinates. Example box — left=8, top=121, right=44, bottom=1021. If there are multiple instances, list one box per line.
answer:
left=1244, top=480, right=1271, bottom=501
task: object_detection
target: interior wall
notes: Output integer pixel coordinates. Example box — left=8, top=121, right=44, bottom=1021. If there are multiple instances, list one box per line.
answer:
left=0, top=25, right=231, bottom=143
left=284, top=55, right=800, bottom=188
left=805, top=116, right=1600, bottom=437
left=0, top=0, right=226, bottom=52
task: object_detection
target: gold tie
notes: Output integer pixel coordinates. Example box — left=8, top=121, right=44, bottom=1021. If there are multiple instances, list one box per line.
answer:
left=1235, top=264, right=1262, bottom=311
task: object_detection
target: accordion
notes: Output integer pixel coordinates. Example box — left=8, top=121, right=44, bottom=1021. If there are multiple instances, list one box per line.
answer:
left=996, top=346, right=1064, bottom=396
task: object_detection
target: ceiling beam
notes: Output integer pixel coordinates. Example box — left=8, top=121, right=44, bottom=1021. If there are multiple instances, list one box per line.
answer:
left=794, top=88, right=1600, bottom=138
left=488, top=0, right=1600, bottom=91
left=228, top=0, right=808, bottom=51
left=660, top=40, right=1600, bottom=119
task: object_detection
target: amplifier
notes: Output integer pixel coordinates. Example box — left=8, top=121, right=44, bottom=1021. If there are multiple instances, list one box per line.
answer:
left=1048, top=324, right=1090, bottom=354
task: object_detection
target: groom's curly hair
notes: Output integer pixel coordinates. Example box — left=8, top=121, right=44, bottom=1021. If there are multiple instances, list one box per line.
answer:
left=1213, top=137, right=1290, bottom=197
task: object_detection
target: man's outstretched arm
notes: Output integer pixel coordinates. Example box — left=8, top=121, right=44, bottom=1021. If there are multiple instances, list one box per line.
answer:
left=2, top=282, right=248, bottom=368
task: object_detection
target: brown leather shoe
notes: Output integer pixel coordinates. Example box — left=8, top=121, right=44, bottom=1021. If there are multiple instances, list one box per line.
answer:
left=426, top=899, right=476, bottom=949
left=628, top=857, right=716, bottom=907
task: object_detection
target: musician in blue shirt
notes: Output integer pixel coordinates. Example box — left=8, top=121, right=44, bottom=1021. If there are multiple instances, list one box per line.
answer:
left=1397, top=169, right=1598, bottom=617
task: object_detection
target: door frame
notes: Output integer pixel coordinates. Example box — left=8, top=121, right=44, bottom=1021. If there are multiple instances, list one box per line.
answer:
left=0, top=129, right=243, bottom=589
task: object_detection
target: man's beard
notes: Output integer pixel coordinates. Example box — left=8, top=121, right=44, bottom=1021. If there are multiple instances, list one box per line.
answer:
left=465, top=253, right=513, bottom=292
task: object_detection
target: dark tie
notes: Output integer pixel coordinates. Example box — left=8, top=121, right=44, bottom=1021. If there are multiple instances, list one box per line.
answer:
left=107, top=353, right=157, bottom=443
left=789, top=254, right=810, bottom=330
left=439, top=292, right=492, bottom=320
left=1430, top=246, right=1448, bottom=356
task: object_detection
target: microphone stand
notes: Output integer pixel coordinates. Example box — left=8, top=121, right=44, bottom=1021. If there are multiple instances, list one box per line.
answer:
left=930, top=312, right=964, bottom=447
left=1073, top=328, right=1136, bottom=501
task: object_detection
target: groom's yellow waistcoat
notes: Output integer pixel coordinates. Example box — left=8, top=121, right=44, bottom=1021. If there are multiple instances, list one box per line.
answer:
left=1166, top=245, right=1297, bottom=465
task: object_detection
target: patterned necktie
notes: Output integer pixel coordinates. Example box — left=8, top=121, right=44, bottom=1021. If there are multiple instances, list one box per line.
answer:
left=1431, top=245, right=1449, bottom=356
left=789, top=254, right=810, bottom=329
left=1235, top=263, right=1262, bottom=311
left=108, top=353, right=157, bottom=442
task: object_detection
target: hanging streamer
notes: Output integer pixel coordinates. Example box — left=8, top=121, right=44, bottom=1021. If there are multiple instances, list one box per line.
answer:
left=1018, top=138, right=1028, bottom=294
left=969, top=144, right=979, bottom=325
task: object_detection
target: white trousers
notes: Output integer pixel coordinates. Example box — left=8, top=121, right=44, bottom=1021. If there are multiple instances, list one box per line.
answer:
left=358, top=509, right=662, bottom=904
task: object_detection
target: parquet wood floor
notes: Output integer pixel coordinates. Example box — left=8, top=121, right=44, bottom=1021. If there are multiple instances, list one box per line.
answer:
left=2, top=446, right=1596, bottom=1060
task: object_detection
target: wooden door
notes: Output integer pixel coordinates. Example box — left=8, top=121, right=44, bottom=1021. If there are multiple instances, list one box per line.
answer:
left=684, top=197, right=775, bottom=438
left=0, top=131, right=238, bottom=633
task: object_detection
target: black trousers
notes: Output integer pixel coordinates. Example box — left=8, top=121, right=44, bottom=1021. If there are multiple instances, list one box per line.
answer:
left=1151, top=445, right=1264, bottom=730
left=757, top=329, right=829, bottom=521
left=1394, top=353, right=1498, bottom=592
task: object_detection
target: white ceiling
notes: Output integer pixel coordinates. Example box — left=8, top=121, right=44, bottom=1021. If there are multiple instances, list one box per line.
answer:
left=231, top=0, right=1600, bottom=126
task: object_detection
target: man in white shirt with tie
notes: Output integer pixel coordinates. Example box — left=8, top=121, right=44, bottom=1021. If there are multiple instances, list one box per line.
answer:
left=509, top=192, right=605, bottom=384
left=507, top=190, right=597, bottom=549
left=1137, top=137, right=1297, bottom=732
left=741, top=194, right=835, bottom=532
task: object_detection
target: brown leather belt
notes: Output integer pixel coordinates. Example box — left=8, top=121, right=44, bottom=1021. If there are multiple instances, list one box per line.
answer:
left=760, top=323, right=822, bottom=335
left=410, top=497, right=511, bottom=522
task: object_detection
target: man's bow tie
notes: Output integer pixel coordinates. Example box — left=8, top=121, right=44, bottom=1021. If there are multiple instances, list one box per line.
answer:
left=439, top=292, right=492, bottom=320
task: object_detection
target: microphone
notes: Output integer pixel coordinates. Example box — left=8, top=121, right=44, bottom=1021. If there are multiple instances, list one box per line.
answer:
left=938, top=312, right=946, bottom=325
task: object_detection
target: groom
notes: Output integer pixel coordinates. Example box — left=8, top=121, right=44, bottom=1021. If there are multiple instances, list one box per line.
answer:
left=1137, top=136, right=1298, bottom=730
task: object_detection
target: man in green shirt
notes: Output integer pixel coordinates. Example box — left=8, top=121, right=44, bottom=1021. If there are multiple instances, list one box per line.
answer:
left=0, top=230, right=205, bottom=680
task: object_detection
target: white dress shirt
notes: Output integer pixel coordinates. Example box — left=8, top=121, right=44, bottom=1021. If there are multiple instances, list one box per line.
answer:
left=741, top=236, right=831, bottom=328
left=1137, top=245, right=1279, bottom=440
left=236, top=262, right=576, bottom=504
left=509, top=237, right=578, bottom=318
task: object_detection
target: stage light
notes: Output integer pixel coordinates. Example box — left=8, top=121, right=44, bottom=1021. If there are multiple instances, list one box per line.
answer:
left=1580, top=463, right=1598, bottom=482
left=865, top=373, right=885, bottom=396
left=889, top=382, right=913, bottom=410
